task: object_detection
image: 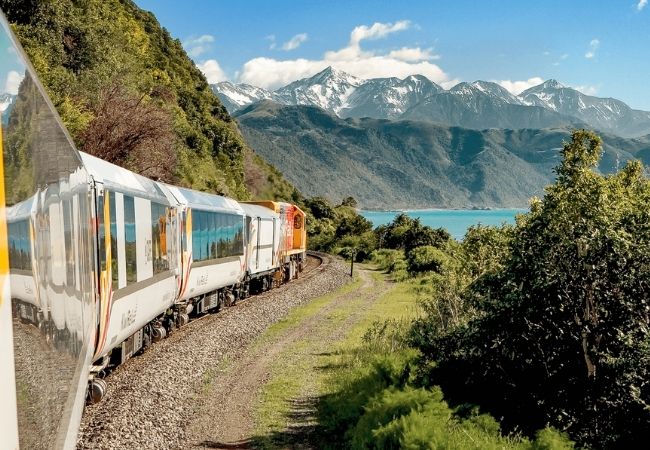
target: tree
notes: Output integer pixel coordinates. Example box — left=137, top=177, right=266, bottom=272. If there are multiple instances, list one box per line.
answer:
left=79, top=83, right=177, bottom=182
left=340, top=196, right=358, bottom=208
left=416, top=130, right=650, bottom=448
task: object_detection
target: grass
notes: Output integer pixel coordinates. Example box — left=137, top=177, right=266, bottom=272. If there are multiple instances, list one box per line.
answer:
left=251, top=265, right=423, bottom=448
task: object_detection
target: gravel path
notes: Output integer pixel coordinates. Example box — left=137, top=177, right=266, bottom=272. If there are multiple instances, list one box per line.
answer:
left=187, top=266, right=391, bottom=449
left=77, top=253, right=350, bottom=450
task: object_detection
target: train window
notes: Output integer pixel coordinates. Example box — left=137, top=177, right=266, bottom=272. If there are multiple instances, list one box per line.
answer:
left=151, top=202, right=169, bottom=274
left=210, top=212, right=218, bottom=259
left=62, top=200, right=75, bottom=286
left=124, top=196, right=137, bottom=284
left=191, top=210, right=200, bottom=262
left=294, top=215, right=303, bottom=229
left=8, top=220, right=31, bottom=271
left=97, top=195, right=106, bottom=273
left=109, top=192, right=118, bottom=285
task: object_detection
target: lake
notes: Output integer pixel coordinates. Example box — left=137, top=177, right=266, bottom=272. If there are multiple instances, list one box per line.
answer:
left=360, top=208, right=527, bottom=240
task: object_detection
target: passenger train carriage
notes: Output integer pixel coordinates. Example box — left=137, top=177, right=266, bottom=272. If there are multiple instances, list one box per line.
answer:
left=0, top=9, right=309, bottom=448
left=163, top=184, right=246, bottom=313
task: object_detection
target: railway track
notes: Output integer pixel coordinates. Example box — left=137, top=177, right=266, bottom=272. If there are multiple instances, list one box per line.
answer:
left=77, top=252, right=347, bottom=450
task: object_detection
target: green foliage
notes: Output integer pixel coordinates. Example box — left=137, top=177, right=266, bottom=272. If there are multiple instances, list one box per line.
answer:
left=319, top=345, right=573, bottom=450
left=415, top=130, right=650, bottom=448
left=2, top=0, right=255, bottom=198
left=304, top=196, right=377, bottom=259
left=376, top=214, right=451, bottom=253
left=405, top=246, right=448, bottom=275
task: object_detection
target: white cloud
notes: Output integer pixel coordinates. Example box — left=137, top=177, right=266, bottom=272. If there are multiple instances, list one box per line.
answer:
left=638, top=0, right=647, bottom=11
left=585, top=38, right=599, bottom=59
left=3, top=70, right=23, bottom=95
left=572, top=85, right=598, bottom=96
left=281, top=33, right=308, bottom=51
left=183, top=34, right=215, bottom=58
left=197, top=59, right=227, bottom=84
left=237, top=20, right=456, bottom=90
left=387, top=47, right=439, bottom=61
left=561, top=53, right=569, bottom=60
left=496, top=77, right=545, bottom=95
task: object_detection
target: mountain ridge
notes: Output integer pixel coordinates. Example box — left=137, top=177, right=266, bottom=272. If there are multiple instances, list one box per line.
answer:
left=234, top=100, right=650, bottom=209
left=215, top=67, right=650, bottom=138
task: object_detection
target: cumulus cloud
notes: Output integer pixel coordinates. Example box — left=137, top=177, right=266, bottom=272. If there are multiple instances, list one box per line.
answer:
left=237, top=20, right=456, bottom=90
left=638, top=0, right=647, bottom=11
left=183, top=34, right=215, bottom=58
left=3, top=70, right=23, bottom=95
left=496, top=77, right=545, bottom=95
left=281, top=33, right=308, bottom=51
left=387, top=47, right=439, bottom=61
left=585, top=38, right=599, bottom=59
left=572, top=85, right=598, bottom=96
left=197, top=59, right=227, bottom=83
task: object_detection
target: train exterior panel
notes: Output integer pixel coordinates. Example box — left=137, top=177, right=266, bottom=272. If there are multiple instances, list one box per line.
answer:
left=80, top=153, right=179, bottom=362
left=164, top=185, right=246, bottom=311
left=240, top=203, right=281, bottom=287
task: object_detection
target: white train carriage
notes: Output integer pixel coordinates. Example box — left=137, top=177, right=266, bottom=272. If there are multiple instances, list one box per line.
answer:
left=80, top=152, right=180, bottom=370
left=240, top=203, right=281, bottom=294
left=163, top=184, right=246, bottom=314
left=7, top=195, right=39, bottom=323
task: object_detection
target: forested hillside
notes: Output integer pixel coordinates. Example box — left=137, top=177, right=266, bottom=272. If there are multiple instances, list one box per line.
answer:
left=0, top=0, right=298, bottom=202
left=236, top=100, right=650, bottom=208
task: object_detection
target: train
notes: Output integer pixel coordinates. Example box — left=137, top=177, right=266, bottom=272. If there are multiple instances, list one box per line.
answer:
left=9, top=151, right=307, bottom=403
left=0, top=11, right=306, bottom=449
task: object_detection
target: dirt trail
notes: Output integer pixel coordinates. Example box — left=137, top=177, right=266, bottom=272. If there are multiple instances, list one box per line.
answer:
left=187, top=266, right=390, bottom=449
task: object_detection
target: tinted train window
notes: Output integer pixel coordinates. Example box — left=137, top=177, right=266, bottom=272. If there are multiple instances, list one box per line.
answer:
left=190, top=210, right=244, bottom=261
left=151, top=202, right=169, bottom=274
left=8, top=220, right=31, bottom=271
left=62, top=200, right=75, bottom=285
left=108, top=192, right=118, bottom=285
left=124, top=195, right=137, bottom=284
left=97, top=195, right=106, bottom=272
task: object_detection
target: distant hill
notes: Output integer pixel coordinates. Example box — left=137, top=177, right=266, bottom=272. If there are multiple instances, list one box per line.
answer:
left=216, top=67, right=650, bottom=138
left=235, top=101, right=650, bottom=209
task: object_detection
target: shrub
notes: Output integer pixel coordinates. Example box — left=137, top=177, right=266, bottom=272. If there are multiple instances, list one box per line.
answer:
left=406, top=246, right=448, bottom=275
left=417, top=130, right=650, bottom=447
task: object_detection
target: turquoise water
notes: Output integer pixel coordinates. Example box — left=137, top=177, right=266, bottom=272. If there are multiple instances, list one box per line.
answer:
left=360, top=208, right=527, bottom=240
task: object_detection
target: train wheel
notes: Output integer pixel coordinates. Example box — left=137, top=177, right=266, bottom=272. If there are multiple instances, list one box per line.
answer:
left=88, top=378, right=108, bottom=404
left=152, top=324, right=167, bottom=342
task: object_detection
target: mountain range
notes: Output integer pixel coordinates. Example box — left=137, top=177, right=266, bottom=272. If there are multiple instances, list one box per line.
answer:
left=214, top=67, right=650, bottom=138
left=234, top=101, right=650, bottom=209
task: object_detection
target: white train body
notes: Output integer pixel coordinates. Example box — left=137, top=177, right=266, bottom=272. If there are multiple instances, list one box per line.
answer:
left=240, top=203, right=281, bottom=294
left=164, top=185, right=246, bottom=312
left=80, top=153, right=179, bottom=362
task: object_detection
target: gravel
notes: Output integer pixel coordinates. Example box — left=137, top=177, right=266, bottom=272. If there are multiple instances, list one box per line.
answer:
left=77, top=253, right=350, bottom=449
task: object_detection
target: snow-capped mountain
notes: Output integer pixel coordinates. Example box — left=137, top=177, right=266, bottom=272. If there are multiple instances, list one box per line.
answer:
left=520, top=80, right=650, bottom=137
left=213, top=67, right=650, bottom=138
left=211, top=81, right=280, bottom=114
left=274, top=66, right=363, bottom=114
left=339, top=75, right=443, bottom=119
left=0, top=93, right=16, bottom=124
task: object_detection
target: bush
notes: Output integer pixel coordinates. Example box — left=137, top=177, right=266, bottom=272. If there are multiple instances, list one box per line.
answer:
left=406, top=246, right=448, bottom=275
left=417, top=130, right=650, bottom=448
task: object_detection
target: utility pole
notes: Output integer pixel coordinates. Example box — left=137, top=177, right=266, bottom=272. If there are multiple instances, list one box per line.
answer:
left=350, top=248, right=357, bottom=277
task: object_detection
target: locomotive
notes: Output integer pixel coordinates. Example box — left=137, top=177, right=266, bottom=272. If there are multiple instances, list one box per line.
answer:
left=0, top=12, right=305, bottom=449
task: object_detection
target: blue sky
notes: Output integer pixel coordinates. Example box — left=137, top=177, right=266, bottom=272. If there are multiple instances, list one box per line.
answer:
left=135, top=0, right=650, bottom=109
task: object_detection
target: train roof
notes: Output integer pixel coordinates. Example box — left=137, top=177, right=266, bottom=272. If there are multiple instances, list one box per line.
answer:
left=242, top=201, right=304, bottom=216
left=79, top=152, right=171, bottom=203
left=239, top=203, right=279, bottom=220
left=5, top=195, right=36, bottom=222
left=163, top=185, right=244, bottom=215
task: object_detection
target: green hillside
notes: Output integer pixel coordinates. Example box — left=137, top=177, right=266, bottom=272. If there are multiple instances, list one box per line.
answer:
left=236, top=100, right=650, bottom=209
left=0, top=0, right=297, bottom=201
